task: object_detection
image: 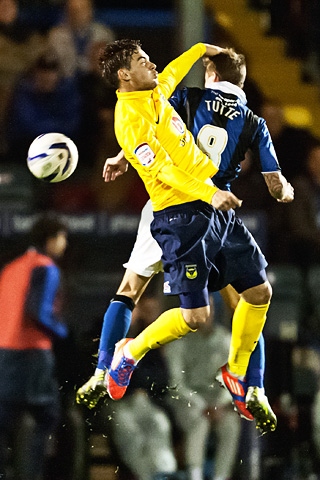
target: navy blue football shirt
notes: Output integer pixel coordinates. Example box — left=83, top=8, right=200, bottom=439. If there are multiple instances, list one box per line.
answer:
left=170, top=81, right=280, bottom=191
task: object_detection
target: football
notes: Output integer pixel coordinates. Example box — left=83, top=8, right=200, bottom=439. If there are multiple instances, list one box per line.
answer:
left=27, top=132, right=78, bottom=182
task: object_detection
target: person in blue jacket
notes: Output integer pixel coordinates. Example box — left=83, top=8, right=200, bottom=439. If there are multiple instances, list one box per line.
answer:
left=5, top=51, right=82, bottom=166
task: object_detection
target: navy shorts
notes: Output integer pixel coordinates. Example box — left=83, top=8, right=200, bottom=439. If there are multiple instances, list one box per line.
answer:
left=151, top=200, right=267, bottom=296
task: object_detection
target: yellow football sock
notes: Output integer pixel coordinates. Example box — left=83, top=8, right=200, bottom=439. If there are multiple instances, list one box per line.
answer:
left=128, top=307, right=194, bottom=362
left=228, top=297, right=269, bottom=377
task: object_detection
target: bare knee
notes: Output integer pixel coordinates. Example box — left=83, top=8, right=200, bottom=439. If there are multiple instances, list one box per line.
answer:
left=116, top=269, right=153, bottom=304
left=181, top=305, right=211, bottom=330
left=241, top=281, right=272, bottom=305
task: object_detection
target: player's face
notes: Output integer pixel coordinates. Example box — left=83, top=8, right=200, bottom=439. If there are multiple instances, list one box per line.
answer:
left=125, top=48, right=158, bottom=91
left=46, top=231, right=68, bottom=259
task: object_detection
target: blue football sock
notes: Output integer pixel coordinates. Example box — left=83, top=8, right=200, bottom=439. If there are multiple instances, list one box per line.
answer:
left=97, top=295, right=134, bottom=370
left=246, top=334, right=265, bottom=388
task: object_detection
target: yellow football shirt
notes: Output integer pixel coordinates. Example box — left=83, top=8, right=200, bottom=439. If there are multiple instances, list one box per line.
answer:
left=115, top=43, right=219, bottom=211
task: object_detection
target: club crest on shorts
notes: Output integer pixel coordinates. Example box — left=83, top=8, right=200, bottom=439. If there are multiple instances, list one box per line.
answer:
left=185, top=264, right=198, bottom=279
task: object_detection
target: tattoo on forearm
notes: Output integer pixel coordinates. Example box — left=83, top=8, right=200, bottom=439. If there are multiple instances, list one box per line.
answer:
left=263, top=172, right=284, bottom=199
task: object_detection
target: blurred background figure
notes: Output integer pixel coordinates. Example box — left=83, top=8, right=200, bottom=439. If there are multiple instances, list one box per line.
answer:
left=164, top=295, right=241, bottom=480
left=79, top=39, right=149, bottom=215
left=97, top=289, right=181, bottom=480
left=4, top=50, right=84, bottom=211
left=286, top=139, right=320, bottom=270
left=0, top=0, right=47, bottom=159
left=5, top=51, right=82, bottom=166
left=255, top=99, right=317, bottom=264
left=259, top=99, right=315, bottom=183
left=44, top=0, right=120, bottom=211
left=78, top=39, right=118, bottom=168
left=232, top=150, right=270, bottom=211
left=0, top=214, right=69, bottom=480
left=47, top=0, right=115, bottom=80
left=282, top=139, right=320, bottom=346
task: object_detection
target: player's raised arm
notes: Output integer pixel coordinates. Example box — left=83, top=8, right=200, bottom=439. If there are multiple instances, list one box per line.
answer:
left=203, top=44, right=227, bottom=57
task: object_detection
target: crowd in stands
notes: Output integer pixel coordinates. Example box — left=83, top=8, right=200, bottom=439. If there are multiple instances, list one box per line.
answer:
left=0, top=0, right=149, bottom=213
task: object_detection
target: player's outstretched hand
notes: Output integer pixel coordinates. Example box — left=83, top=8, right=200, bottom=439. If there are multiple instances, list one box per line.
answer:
left=211, top=190, right=242, bottom=211
left=203, top=44, right=226, bottom=57
left=103, top=151, right=128, bottom=182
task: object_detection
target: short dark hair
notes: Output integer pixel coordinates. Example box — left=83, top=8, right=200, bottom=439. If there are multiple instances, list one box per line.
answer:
left=99, top=39, right=142, bottom=88
left=30, top=215, right=67, bottom=250
left=208, top=48, right=246, bottom=87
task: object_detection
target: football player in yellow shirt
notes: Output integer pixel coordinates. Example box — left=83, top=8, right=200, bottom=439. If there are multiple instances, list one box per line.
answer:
left=96, top=39, right=276, bottom=417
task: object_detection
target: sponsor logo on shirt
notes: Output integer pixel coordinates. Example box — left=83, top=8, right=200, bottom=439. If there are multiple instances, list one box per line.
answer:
left=185, top=264, right=198, bottom=280
left=134, top=143, right=155, bottom=166
left=172, top=116, right=185, bottom=134
left=163, top=281, right=171, bottom=293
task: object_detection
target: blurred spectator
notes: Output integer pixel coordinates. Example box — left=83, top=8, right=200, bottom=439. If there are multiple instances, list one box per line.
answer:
left=5, top=50, right=82, bottom=164
left=278, top=139, right=320, bottom=343
left=4, top=50, right=85, bottom=210
left=232, top=150, right=271, bottom=211
left=262, top=342, right=320, bottom=479
left=0, top=0, right=47, bottom=156
left=257, top=99, right=316, bottom=262
left=45, top=38, right=143, bottom=214
left=0, top=214, right=69, bottom=480
left=285, top=139, right=320, bottom=268
left=78, top=40, right=117, bottom=169
left=290, top=345, right=320, bottom=479
left=231, top=150, right=288, bottom=261
left=43, top=0, right=119, bottom=211
left=47, top=0, right=115, bottom=79
left=260, top=99, right=315, bottom=181
left=81, top=39, right=148, bottom=215
left=102, top=292, right=180, bottom=480
left=164, top=296, right=241, bottom=480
